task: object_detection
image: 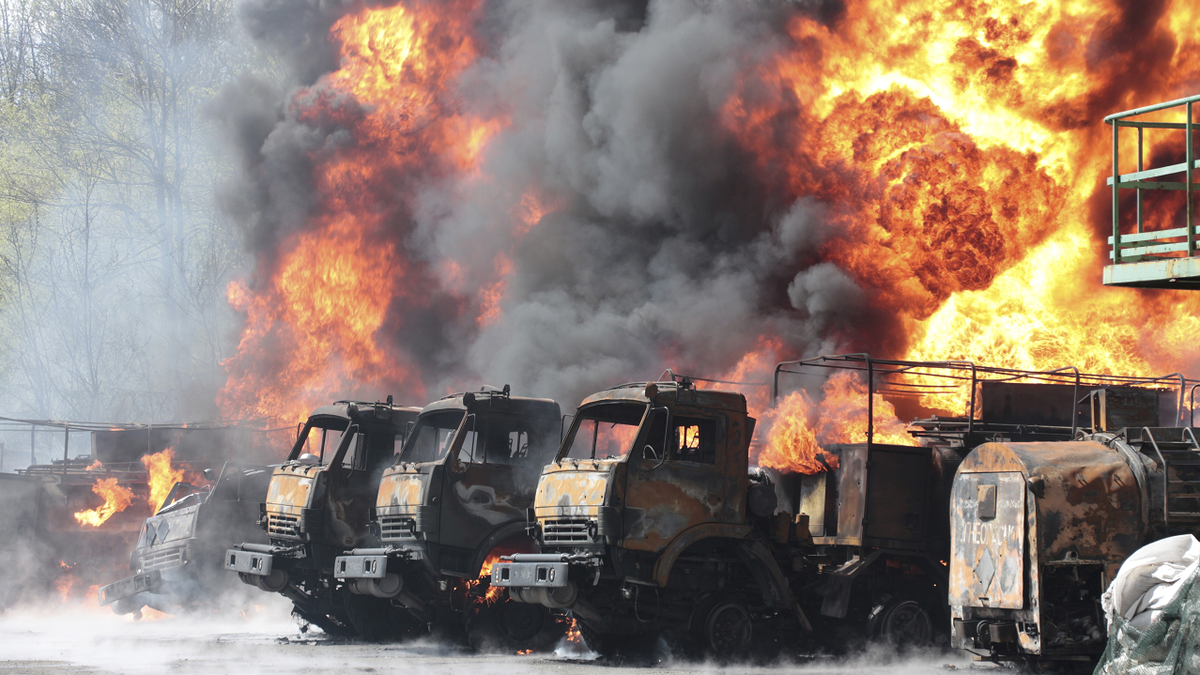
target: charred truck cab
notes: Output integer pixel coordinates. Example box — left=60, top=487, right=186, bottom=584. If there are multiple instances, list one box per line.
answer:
left=225, top=399, right=420, bottom=636
left=334, top=387, right=564, bottom=649
left=98, top=463, right=272, bottom=616
left=492, top=379, right=806, bottom=657
left=950, top=386, right=1197, bottom=666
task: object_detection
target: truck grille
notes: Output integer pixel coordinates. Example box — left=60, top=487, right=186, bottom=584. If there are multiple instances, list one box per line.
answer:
left=267, top=513, right=299, bottom=538
left=138, top=545, right=185, bottom=572
left=542, top=518, right=593, bottom=544
left=379, top=514, right=417, bottom=542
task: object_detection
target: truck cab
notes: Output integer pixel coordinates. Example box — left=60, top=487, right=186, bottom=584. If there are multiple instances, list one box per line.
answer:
left=225, top=399, right=420, bottom=636
left=98, top=462, right=272, bottom=617
left=334, top=387, right=564, bottom=649
left=492, top=380, right=805, bottom=657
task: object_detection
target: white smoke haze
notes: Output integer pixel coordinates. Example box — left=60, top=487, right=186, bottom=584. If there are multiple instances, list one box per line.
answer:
left=0, top=598, right=986, bottom=674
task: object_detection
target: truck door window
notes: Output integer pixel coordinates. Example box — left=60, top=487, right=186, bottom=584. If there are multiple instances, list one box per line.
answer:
left=456, top=428, right=479, bottom=464
left=400, top=411, right=466, bottom=464
left=671, top=416, right=716, bottom=463
left=480, top=419, right=533, bottom=466
left=564, top=403, right=646, bottom=460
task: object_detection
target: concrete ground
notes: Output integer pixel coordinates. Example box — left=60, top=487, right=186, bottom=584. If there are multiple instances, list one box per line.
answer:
left=0, top=595, right=993, bottom=675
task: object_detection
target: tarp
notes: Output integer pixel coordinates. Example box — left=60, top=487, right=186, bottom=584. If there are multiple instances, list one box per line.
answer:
left=1095, top=534, right=1200, bottom=675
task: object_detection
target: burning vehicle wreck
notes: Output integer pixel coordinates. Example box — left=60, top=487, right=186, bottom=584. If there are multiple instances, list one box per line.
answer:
left=334, top=387, right=565, bottom=648
left=491, top=356, right=1200, bottom=661
left=948, top=387, right=1198, bottom=666
left=225, top=399, right=420, bottom=636
left=98, top=462, right=273, bottom=616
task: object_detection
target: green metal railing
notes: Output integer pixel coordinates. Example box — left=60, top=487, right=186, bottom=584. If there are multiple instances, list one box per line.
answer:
left=1105, top=94, right=1200, bottom=264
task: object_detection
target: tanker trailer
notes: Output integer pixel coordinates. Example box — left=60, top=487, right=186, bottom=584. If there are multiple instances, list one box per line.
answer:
left=949, top=388, right=1200, bottom=666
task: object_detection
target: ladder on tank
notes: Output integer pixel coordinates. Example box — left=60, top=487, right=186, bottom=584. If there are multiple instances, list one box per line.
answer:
left=1134, top=427, right=1200, bottom=534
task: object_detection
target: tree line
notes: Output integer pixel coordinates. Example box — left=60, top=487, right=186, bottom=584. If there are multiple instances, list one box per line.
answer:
left=0, top=0, right=280, bottom=422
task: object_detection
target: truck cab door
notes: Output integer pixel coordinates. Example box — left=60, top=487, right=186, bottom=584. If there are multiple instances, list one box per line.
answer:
left=621, top=411, right=733, bottom=553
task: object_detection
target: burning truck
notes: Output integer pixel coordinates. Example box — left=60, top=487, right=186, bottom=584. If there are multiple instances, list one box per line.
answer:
left=97, top=462, right=273, bottom=616
left=491, top=356, right=1192, bottom=660
left=947, top=389, right=1200, bottom=666
left=333, top=387, right=565, bottom=649
left=225, top=399, right=420, bottom=636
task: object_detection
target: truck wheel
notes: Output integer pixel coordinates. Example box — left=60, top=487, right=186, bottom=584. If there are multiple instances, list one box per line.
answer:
left=876, top=598, right=933, bottom=646
left=467, top=599, right=561, bottom=652
left=695, top=598, right=752, bottom=658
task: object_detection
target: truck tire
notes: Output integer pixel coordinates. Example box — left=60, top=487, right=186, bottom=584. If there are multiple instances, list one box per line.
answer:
left=875, top=598, right=933, bottom=646
left=693, top=596, right=752, bottom=658
left=466, top=598, right=561, bottom=653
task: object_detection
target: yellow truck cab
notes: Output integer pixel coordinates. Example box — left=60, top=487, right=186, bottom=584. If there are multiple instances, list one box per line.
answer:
left=225, top=399, right=420, bottom=637
left=334, top=387, right=564, bottom=649
left=491, top=379, right=807, bottom=657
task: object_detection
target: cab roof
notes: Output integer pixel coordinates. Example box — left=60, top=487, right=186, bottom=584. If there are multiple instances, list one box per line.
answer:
left=308, top=400, right=422, bottom=428
left=580, top=381, right=747, bottom=413
left=418, top=389, right=561, bottom=421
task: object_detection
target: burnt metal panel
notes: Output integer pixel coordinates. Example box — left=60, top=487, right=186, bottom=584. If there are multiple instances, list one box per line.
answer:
left=798, top=443, right=932, bottom=550
left=950, top=472, right=1026, bottom=609
left=862, top=444, right=931, bottom=547
left=977, top=382, right=1082, bottom=427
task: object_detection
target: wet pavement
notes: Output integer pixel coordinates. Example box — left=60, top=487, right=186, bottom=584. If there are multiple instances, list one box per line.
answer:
left=0, top=596, right=993, bottom=675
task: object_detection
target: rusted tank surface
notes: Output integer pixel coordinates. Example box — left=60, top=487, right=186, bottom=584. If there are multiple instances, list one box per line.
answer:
left=950, top=440, right=1149, bottom=658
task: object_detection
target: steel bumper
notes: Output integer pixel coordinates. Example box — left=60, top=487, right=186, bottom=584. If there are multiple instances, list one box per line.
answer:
left=97, top=570, right=162, bottom=606
left=224, top=546, right=275, bottom=577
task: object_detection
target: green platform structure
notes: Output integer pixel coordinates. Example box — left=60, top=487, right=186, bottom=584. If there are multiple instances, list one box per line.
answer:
left=1104, top=95, right=1200, bottom=289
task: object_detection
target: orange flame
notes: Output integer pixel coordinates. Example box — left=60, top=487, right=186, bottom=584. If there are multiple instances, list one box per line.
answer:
left=142, top=449, right=185, bottom=514
left=723, top=2, right=1200, bottom=380
left=759, top=371, right=915, bottom=474
left=74, top=477, right=135, bottom=527
left=564, top=617, right=584, bottom=645
left=218, top=0, right=493, bottom=422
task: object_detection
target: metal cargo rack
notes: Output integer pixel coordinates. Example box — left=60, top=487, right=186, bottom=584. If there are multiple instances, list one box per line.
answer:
left=772, top=354, right=1197, bottom=447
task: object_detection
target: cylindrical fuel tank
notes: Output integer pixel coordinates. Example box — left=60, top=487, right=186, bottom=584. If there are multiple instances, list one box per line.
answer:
left=948, top=437, right=1161, bottom=658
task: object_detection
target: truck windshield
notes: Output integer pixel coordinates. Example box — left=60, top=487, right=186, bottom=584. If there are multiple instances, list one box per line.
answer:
left=400, top=411, right=466, bottom=464
left=563, top=402, right=646, bottom=460
left=296, top=418, right=352, bottom=465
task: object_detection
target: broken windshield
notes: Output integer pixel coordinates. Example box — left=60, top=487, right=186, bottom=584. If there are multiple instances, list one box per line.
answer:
left=399, top=410, right=466, bottom=464
left=562, top=402, right=646, bottom=460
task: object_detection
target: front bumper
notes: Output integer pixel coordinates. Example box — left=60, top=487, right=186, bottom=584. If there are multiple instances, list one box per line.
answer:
left=333, top=547, right=421, bottom=598
left=490, top=553, right=603, bottom=609
left=224, top=542, right=295, bottom=592
left=97, top=570, right=162, bottom=606
left=225, top=543, right=277, bottom=577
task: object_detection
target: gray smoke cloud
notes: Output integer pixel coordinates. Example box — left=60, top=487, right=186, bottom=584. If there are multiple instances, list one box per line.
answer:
left=215, top=0, right=859, bottom=408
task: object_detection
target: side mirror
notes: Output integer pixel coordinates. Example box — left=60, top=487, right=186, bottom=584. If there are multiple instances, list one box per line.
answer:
left=642, top=445, right=659, bottom=461
left=203, top=468, right=216, bottom=482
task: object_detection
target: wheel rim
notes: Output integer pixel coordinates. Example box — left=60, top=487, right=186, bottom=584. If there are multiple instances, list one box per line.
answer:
left=881, top=600, right=932, bottom=645
left=705, top=602, right=752, bottom=655
left=499, top=600, right=546, bottom=642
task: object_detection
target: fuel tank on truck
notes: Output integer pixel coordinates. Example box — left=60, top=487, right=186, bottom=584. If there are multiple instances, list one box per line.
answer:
left=949, top=440, right=1151, bottom=660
